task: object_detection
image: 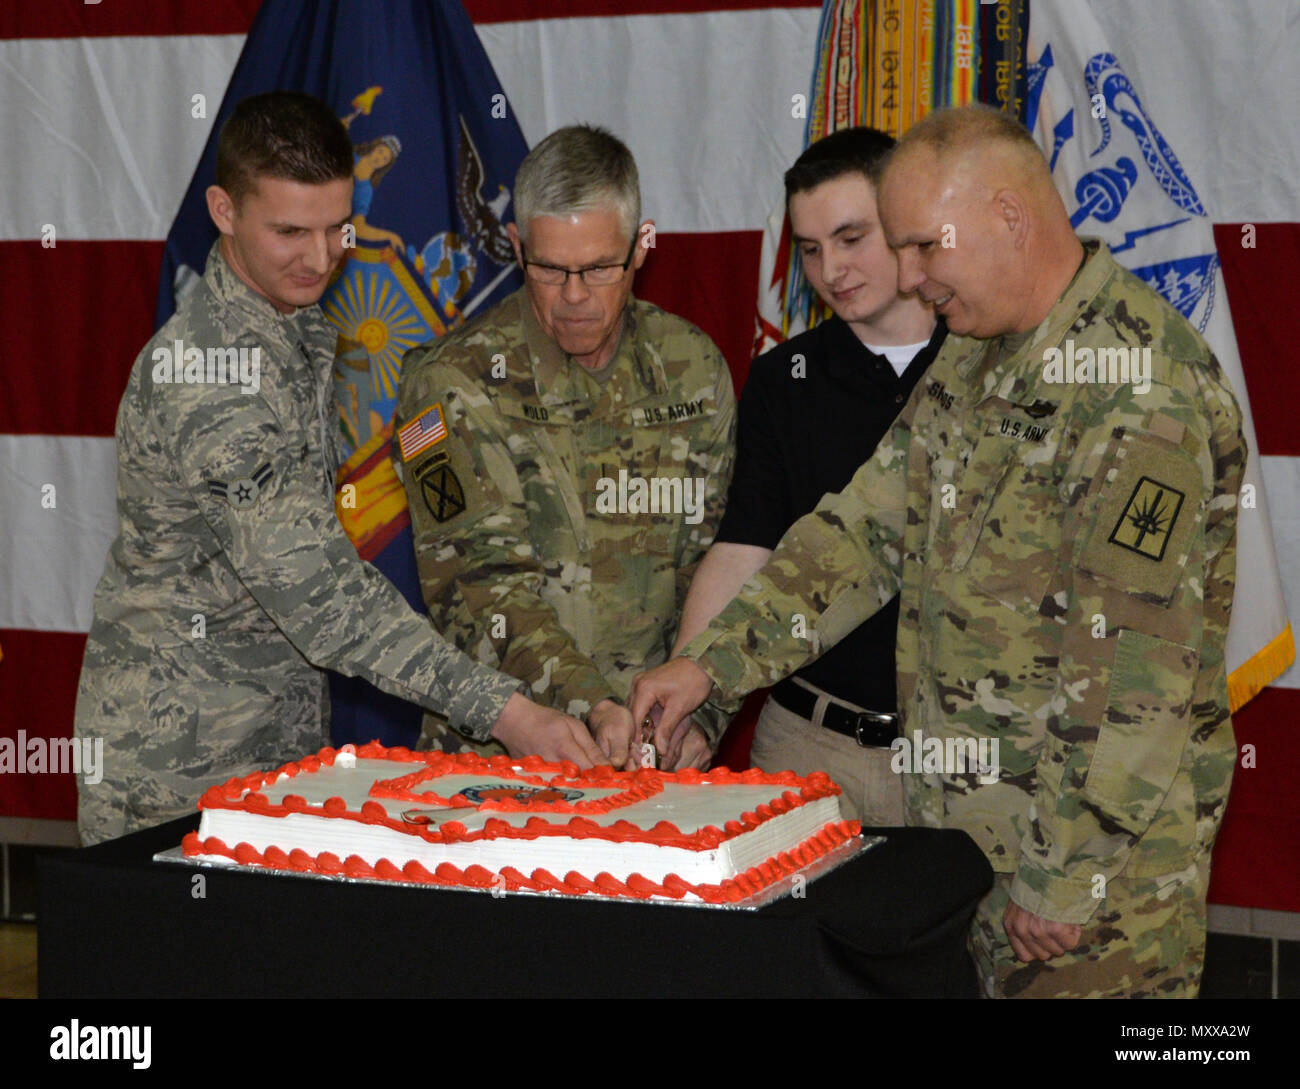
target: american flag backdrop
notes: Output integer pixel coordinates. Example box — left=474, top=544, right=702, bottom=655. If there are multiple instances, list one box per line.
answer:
left=1, top=0, right=1297, bottom=915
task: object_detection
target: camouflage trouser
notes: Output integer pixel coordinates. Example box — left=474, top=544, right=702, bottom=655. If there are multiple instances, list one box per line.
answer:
left=417, top=711, right=508, bottom=758
left=968, top=861, right=1209, bottom=998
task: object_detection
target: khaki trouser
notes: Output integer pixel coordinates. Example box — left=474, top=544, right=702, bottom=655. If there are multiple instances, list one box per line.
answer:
left=749, top=678, right=904, bottom=827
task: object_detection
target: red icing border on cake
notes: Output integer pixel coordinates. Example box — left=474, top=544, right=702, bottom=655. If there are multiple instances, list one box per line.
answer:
left=193, top=742, right=846, bottom=851
left=181, top=819, right=862, bottom=904
left=184, top=742, right=861, bottom=902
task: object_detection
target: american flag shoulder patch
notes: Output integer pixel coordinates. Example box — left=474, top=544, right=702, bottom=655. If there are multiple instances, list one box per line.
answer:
left=397, top=403, right=448, bottom=462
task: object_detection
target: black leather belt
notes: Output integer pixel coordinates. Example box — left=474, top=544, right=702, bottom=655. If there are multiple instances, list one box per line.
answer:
left=770, top=681, right=899, bottom=748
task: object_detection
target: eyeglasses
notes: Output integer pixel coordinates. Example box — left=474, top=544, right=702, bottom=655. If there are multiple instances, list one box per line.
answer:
left=520, top=237, right=638, bottom=287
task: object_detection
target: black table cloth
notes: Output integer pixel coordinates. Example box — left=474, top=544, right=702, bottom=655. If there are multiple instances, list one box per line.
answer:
left=39, top=816, right=991, bottom=998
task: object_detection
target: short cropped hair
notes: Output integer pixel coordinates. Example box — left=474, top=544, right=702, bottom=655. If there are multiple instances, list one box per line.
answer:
left=784, top=126, right=896, bottom=201
left=892, top=104, right=1043, bottom=165
left=215, top=91, right=353, bottom=205
left=513, top=125, right=640, bottom=244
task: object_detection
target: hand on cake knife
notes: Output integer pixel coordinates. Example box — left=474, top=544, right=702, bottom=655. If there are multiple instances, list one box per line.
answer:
left=637, top=707, right=661, bottom=769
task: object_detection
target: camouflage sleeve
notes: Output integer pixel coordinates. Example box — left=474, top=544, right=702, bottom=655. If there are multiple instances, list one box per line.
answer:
left=1009, top=373, right=1244, bottom=924
left=676, top=353, right=738, bottom=747
left=172, top=383, right=522, bottom=736
left=395, top=354, right=616, bottom=722
left=682, top=394, right=910, bottom=704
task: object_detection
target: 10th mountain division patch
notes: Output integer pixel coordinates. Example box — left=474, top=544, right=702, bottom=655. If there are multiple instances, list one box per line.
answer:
left=416, top=454, right=466, bottom=523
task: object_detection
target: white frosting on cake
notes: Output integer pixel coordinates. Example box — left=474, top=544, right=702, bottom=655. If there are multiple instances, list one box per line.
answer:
left=187, top=751, right=852, bottom=901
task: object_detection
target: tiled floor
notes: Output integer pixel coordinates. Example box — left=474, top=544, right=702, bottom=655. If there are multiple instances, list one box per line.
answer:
left=1, top=841, right=42, bottom=998
left=1, top=841, right=1297, bottom=998
left=0, top=923, right=37, bottom=999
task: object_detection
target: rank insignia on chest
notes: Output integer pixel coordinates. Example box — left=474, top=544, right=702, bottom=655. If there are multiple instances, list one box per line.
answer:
left=416, top=457, right=466, bottom=523
left=207, top=462, right=273, bottom=510
left=397, top=403, right=448, bottom=462
left=1108, top=476, right=1185, bottom=561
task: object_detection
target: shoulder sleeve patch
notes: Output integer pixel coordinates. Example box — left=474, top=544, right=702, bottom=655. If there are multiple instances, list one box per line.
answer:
left=396, top=403, right=447, bottom=462
left=1077, top=428, right=1205, bottom=604
left=413, top=453, right=466, bottom=523
left=1107, top=475, right=1185, bottom=560
left=401, top=420, right=494, bottom=537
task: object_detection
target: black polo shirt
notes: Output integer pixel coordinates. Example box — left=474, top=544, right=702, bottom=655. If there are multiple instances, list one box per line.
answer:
left=716, top=315, right=946, bottom=712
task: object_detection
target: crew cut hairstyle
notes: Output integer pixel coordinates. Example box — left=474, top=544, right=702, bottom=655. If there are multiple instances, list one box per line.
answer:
left=215, top=91, right=353, bottom=205
left=513, top=124, right=641, bottom=244
left=892, top=103, right=1044, bottom=164
left=784, top=126, right=896, bottom=202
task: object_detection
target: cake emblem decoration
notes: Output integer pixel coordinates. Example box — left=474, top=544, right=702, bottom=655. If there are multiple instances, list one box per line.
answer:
left=459, top=784, right=585, bottom=805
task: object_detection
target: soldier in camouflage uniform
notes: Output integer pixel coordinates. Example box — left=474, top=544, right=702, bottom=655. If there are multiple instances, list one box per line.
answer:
left=631, top=106, right=1243, bottom=998
left=395, top=125, right=736, bottom=771
left=75, top=93, right=597, bottom=847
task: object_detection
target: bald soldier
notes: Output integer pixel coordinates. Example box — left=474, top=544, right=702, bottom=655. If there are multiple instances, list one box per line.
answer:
left=395, top=125, right=735, bottom=770
left=76, top=92, right=598, bottom=846
left=632, top=105, right=1244, bottom=998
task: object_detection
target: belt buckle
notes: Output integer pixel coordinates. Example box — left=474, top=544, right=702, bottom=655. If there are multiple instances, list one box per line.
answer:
left=852, top=710, right=898, bottom=748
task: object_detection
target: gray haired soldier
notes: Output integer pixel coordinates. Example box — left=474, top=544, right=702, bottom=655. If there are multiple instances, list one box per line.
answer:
left=75, top=92, right=600, bottom=847
left=394, top=125, right=736, bottom=772
left=632, top=105, right=1244, bottom=998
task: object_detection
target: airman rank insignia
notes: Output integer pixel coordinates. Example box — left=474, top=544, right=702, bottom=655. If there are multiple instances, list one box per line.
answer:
left=207, top=462, right=273, bottom=510
left=417, top=457, right=466, bottom=523
left=1109, top=476, right=1184, bottom=561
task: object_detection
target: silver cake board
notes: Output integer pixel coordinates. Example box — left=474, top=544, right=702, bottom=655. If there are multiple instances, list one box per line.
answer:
left=154, top=833, right=882, bottom=910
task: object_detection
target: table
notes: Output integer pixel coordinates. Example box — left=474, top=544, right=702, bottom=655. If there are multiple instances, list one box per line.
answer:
left=38, top=816, right=991, bottom=998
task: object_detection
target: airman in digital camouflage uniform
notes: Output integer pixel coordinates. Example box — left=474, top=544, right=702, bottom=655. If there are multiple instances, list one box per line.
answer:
left=631, top=106, right=1243, bottom=998
left=395, top=125, right=736, bottom=772
left=75, top=93, right=599, bottom=846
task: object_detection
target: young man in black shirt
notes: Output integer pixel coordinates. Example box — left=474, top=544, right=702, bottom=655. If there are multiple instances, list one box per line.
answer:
left=670, top=127, right=944, bottom=822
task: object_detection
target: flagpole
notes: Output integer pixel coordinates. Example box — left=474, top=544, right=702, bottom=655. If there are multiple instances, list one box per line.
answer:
left=461, top=264, right=517, bottom=319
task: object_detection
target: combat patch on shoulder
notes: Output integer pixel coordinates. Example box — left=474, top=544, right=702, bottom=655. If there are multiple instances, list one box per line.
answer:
left=1078, top=429, right=1203, bottom=604
left=396, top=403, right=448, bottom=462
left=1107, top=476, right=1185, bottom=561
left=207, top=462, right=273, bottom=510
left=415, top=454, right=465, bottom=523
